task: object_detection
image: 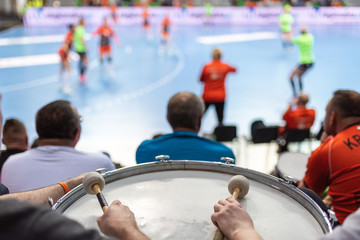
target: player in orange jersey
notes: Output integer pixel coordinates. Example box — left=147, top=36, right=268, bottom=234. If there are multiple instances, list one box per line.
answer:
left=200, top=48, right=237, bottom=126
left=142, top=6, right=150, bottom=29
left=58, top=24, right=75, bottom=94
left=159, top=14, right=171, bottom=54
left=142, top=5, right=153, bottom=41
left=58, top=43, right=72, bottom=94
left=64, top=24, right=75, bottom=49
left=110, top=3, right=118, bottom=24
left=92, top=18, right=120, bottom=74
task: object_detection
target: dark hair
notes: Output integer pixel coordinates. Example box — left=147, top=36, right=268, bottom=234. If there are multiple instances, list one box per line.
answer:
left=68, top=24, right=74, bottom=30
left=3, top=118, right=27, bottom=143
left=36, top=100, right=80, bottom=139
left=331, top=90, right=360, bottom=118
left=167, top=92, right=204, bottom=130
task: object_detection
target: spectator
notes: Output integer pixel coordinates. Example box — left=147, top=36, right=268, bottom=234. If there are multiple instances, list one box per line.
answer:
left=200, top=48, right=237, bottom=126
left=1, top=100, right=115, bottom=193
left=136, top=92, right=235, bottom=164
left=251, top=93, right=315, bottom=152
left=0, top=119, right=29, bottom=175
left=280, top=93, right=315, bottom=135
left=298, top=90, right=360, bottom=224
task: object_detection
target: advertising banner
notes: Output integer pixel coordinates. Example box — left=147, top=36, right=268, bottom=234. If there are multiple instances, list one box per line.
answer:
left=24, top=6, right=360, bottom=27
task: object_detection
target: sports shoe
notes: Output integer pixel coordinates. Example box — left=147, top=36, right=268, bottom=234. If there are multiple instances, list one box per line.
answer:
left=80, top=74, right=87, bottom=83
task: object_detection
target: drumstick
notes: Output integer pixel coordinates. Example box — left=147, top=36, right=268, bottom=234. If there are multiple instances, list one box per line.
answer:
left=213, top=175, right=250, bottom=240
left=83, top=172, right=108, bottom=212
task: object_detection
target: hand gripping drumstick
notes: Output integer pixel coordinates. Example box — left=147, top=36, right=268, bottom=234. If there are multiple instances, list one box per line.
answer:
left=213, top=175, right=250, bottom=240
left=83, top=172, right=108, bottom=212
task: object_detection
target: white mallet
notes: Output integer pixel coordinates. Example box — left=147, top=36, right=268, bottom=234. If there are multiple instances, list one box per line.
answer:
left=83, top=172, right=108, bottom=212
left=213, top=175, right=250, bottom=240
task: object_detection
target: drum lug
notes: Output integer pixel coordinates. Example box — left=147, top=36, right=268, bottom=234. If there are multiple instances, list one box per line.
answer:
left=283, top=175, right=297, bottom=185
left=327, top=209, right=338, bottom=228
left=221, top=157, right=234, bottom=164
left=155, top=155, right=170, bottom=162
left=95, top=168, right=108, bottom=174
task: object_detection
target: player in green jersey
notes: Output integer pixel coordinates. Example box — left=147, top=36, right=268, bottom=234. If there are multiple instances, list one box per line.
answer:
left=73, top=18, right=88, bottom=83
left=289, top=26, right=314, bottom=97
left=279, top=4, right=294, bottom=50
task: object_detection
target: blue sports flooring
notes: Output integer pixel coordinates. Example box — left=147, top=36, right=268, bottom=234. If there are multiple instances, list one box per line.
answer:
left=0, top=23, right=359, bottom=166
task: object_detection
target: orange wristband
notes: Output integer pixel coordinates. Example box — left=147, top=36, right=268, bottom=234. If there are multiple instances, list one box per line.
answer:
left=58, top=182, right=69, bottom=194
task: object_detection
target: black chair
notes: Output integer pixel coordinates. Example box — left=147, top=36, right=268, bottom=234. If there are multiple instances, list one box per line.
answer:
left=251, top=120, right=279, bottom=144
left=284, top=129, right=310, bottom=142
left=278, top=129, right=311, bottom=153
left=214, top=125, right=237, bottom=142
left=252, top=127, right=279, bottom=143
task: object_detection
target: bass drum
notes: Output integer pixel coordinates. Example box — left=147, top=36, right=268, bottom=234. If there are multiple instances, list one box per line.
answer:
left=53, top=161, right=332, bottom=240
left=276, top=152, right=309, bottom=181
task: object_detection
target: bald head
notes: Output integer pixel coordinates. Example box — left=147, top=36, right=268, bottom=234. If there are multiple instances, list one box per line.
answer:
left=167, top=92, right=205, bottom=132
left=297, top=93, right=309, bottom=106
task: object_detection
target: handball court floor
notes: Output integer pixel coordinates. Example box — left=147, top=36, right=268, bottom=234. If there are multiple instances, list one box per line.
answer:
left=0, top=23, right=359, bottom=171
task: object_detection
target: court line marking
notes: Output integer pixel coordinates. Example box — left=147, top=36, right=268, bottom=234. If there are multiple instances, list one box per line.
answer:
left=0, top=53, right=79, bottom=69
left=1, top=57, right=97, bottom=93
left=196, top=32, right=279, bottom=44
left=0, top=34, right=91, bottom=46
left=1, top=44, right=185, bottom=111
left=79, top=44, right=185, bottom=114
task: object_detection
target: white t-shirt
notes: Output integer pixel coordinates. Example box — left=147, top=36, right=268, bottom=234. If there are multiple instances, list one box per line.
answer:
left=0, top=146, right=115, bottom=193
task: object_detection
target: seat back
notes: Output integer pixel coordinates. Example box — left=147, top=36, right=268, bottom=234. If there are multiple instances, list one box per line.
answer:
left=252, top=126, right=279, bottom=143
left=214, top=125, right=237, bottom=142
left=284, top=129, right=310, bottom=143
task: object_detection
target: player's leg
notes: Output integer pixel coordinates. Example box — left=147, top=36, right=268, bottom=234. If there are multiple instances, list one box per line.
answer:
left=99, top=46, right=105, bottom=64
left=204, top=102, right=211, bottom=114
left=214, top=102, right=224, bottom=126
left=62, top=58, right=72, bottom=94
left=290, top=66, right=299, bottom=97
left=78, top=52, right=88, bottom=82
left=107, top=45, right=112, bottom=63
left=297, top=63, right=313, bottom=93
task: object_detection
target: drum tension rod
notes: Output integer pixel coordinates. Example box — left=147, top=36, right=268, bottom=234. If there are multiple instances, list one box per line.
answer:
left=221, top=157, right=234, bottom=164
left=155, top=155, right=170, bottom=162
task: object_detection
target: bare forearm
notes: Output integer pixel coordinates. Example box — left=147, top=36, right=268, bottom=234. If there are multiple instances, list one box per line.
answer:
left=0, top=175, right=83, bottom=205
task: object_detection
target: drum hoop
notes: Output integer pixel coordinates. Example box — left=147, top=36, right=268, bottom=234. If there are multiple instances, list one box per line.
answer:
left=53, top=160, right=332, bottom=234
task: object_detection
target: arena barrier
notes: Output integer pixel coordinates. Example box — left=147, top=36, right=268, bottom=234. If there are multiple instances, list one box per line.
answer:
left=24, top=6, right=360, bottom=27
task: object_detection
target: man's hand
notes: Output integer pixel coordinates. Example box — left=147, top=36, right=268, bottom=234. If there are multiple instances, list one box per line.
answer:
left=97, top=200, right=150, bottom=240
left=211, top=197, right=262, bottom=240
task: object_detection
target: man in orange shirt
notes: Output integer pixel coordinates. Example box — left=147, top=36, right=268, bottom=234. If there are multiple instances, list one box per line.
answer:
left=298, top=90, right=360, bottom=224
left=280, top=93, right=316, bottom=134
left=200, top=48, right=236, bottom=126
